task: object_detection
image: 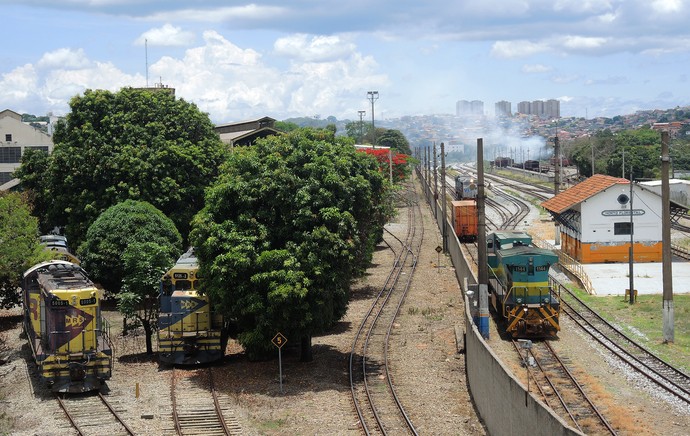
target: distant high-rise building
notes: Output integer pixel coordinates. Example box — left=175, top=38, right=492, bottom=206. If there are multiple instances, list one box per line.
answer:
left=495, top=101, right=512, bottom=117
left=517, top=101, right=531, bottom=115
left=515, top=99, right=560, bottom=118
left=456, top=100, right=484, bottom=116
left=545, top=99, right=560, bottom=118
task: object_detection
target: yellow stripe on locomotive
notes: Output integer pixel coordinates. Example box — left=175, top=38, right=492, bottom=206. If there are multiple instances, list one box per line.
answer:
left=158, top=248, right=227, bottom=365
left=487, top=231, right=561, bottom=338
left=22, top=260, right=113, bottom=393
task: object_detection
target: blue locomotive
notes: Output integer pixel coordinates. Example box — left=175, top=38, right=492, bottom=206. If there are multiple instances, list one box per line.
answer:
left=487, top=231, right=560, bottom=337
left=158, top=248, right=228, bottom=365
left=454, top=175, right=478, bottom=200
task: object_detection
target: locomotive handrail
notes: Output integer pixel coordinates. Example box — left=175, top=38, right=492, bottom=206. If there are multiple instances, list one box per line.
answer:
left=532, top=235, right=594, bottom=294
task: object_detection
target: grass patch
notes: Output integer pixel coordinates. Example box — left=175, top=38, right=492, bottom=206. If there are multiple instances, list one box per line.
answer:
left=408, top=307, right=420, bottom=315
left=569, top=291, right=690, bottom=372
left=421, top=307, right=444, bottom=321
left=258, top=418, right=287, bottom=431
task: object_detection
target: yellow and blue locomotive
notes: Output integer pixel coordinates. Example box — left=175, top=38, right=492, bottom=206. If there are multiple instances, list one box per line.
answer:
left=22, top=260, right=113, bottom=393
left=158, top=248, right=228, bottom=365
left=487, top=231, right=560, bottom=337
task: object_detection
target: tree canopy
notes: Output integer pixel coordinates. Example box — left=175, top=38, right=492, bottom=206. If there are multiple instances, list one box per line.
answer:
left=119, top=241, right=178, bottom=354
left=16, top=87, right=228, bottom=247
left=0, top=193, right=47, bottom=309
left=80, top=199, right=182, bottom=295
left=190, top=128, right=389, bottom=360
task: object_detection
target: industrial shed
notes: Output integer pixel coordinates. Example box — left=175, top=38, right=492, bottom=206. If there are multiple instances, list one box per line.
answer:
left=541, top=174, right=673, bottom=264
left=215, top=116, right=281, bottom=147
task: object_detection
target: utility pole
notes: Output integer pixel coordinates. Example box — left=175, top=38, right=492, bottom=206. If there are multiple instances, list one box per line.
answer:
left=554, top=135, right=561, bottom=246
left=367, top=91, right=379, bottom=148
left=441, top=142, right=447, bottom=252
left=661, top=131, right=675, bottom=342
left=477, top=138, right=489, bottom=339
left=628, top=167, right=635, bottom=305
left=433, top=142, right=438, bottom=219
left=357, top=110, right=365, bottom=144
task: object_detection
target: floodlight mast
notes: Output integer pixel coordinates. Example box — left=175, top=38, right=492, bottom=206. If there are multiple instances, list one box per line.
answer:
left=367, top=91, right=379, bottom=148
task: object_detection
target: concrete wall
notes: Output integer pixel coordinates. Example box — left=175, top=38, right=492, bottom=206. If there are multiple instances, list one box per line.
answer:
left=418, top=168, right=582, bottom=436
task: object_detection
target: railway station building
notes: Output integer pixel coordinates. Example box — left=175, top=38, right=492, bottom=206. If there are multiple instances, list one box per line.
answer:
left=541, top=174, right=676, bottom=264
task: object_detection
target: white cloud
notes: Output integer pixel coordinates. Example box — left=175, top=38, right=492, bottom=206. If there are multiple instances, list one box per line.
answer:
left=561, top=35, right=609, bottom=51
left=37, top=48, right=91, bottom=69
left=491, top=40, right=550, bottom=58
left=522, top=64, right=552, bottom=73
left=651, top=0, right=684, bottom=14
left=144, top=5, right=286, bottom=24
left=135, top=23, right=195, bottom=47
left=274, top=34, right=357, bottom=62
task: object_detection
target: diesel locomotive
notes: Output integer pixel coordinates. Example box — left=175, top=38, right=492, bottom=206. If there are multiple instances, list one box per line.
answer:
left=158, top=248, right=228, bottom=365
left=22, top=260, right=113, bottom=393
left=454, top=175, right=478, bottom=200
left=486, top=231, right=560, bottom=337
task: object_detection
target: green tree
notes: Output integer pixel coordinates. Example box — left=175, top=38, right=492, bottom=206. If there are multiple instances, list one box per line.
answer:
left=18, top=87, right=228, bottom=247
left=345, top=120, right=372, bottom=143
left=274, top=121, right=300, bottom=133
left=190, top=128, right=388, bottom=361
left=0, top=193, right=47, bottom=309
left=118, top=241, right=177, bottom=354
left=13, top=148, right=52, bottom=231
left=79, top=200, right=182, bottom=295
left=377, top=129, right=412, bottom=155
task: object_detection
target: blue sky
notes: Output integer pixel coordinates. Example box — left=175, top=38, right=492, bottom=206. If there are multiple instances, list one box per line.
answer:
left=2, top=0, right=689, bottom=124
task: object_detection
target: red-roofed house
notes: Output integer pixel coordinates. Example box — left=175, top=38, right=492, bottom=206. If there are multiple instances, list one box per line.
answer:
left=541, top=174, right=663, bottom=263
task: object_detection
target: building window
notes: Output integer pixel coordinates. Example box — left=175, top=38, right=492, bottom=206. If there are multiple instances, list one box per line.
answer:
left=0, top=147, right=21, bottom=163
left=614, top=222, right=633, bottom=235
left=5, top=134, right=11, bottom=142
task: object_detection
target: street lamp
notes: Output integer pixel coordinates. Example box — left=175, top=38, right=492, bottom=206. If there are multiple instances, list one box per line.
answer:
left=358, top=110, right=365, bottom=144
left=367, top=91, right=379, bottom=147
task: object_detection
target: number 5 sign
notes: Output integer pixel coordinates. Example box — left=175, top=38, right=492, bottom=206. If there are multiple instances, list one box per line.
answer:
left=272, top=332, right=287, bottom=393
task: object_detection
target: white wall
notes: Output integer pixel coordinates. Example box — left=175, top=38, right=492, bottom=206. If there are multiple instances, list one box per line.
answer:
left=580, top=184, right=661, bottom=244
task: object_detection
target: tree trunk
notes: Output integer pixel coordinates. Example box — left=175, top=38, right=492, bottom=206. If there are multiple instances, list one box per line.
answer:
left=143, top=320, right=153, bottom=355
left=300, top=335, right=313, bottom=362
left=122, top=316, right=128, bottom=336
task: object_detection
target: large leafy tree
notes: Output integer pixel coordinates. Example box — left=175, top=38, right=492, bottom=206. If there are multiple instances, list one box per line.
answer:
left=80, top=200, right=182, bottom=295
left=18, top=87, right=228, bottom=247
left=190, top=128, right=389, bottom=361
left=119, top=241, right=177, bottom=354
left=0, top=193, right=47, bottom=309
left=377, top=129, right=412, bottom=155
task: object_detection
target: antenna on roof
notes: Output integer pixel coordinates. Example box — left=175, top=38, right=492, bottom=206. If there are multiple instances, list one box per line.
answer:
left=145, top=39, right=149, bottom=88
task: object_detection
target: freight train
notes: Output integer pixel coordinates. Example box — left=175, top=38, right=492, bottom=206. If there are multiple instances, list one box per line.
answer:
left=486, top=231, right=560, bottom=337
left=158, top=248, right=229, bottom=365
left=451, top=200, right=478, bottom=241
left=22, top=260, right=113, bottom=392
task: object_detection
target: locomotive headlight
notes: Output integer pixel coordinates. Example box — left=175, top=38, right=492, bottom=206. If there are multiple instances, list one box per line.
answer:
left=71, top=295, right=77, bottom=305
left=516, top=298, right=523, bottom=303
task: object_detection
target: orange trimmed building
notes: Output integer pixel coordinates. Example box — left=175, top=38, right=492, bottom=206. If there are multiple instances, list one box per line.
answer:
left=541, top=174, right=669, bottom=264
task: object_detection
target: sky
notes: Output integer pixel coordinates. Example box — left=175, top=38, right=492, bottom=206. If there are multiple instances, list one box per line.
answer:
left=2, top=0, right=690, bottom=124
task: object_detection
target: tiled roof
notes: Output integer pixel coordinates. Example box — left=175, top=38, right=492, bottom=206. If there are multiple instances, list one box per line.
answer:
left=541, top=174, right=629, bottom=214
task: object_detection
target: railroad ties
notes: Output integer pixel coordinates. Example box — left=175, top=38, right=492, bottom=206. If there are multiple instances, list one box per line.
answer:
left=349, top=182, right=421, bottom=436
left=512, top=339, right=617, bottom=435
left=165, top=367, right=242, bottom=436
left=56, top=392, right=135, bottom=436
left=559, top=286, right=690, bottom=406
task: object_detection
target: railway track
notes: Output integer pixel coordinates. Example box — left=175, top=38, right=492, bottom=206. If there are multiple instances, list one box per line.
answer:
left=349, top=184, right=423, bottom=435
left=167, top=367, right=242, bottom=435
left=56, top=392, right=135, bottom=436
left=511, top=339, right=617, bottom=435
left=556, top=282, right=690, bottom=405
